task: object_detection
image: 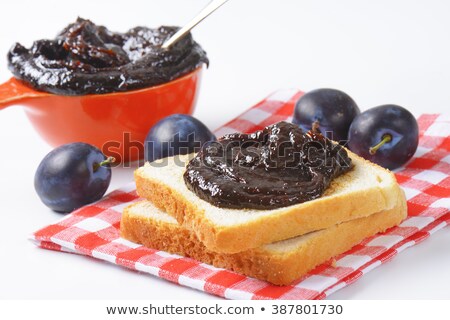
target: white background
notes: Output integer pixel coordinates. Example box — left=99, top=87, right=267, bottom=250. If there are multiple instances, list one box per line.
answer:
left=0, top=0, right=449, bottom=300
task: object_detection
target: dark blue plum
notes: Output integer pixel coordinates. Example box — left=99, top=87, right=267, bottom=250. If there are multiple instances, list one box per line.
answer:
left=348, top=105, right=419, bottom=170
left=144, top=114, right=216, bottom=162
left=34, top=143, right=113, bottom=213
left=293, top=88, right=360, bottom=142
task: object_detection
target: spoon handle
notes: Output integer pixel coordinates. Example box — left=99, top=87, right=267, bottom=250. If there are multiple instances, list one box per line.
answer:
left=162, top=0, right=229, bottom=49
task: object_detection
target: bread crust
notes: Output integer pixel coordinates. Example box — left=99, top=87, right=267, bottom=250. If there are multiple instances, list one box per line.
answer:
left=134, top=157, right=403, bottom=254
left=120, top=195, right=407, bottom=286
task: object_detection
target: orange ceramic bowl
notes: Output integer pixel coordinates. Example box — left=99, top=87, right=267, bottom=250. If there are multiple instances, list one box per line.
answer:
left=0, top=67, right=202, bottom=163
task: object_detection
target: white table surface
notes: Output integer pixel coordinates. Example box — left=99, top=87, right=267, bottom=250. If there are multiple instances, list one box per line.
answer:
left=0, top=0, right=449, bottom=300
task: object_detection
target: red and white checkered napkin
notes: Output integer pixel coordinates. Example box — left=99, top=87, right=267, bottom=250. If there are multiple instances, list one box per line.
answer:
left=30, top=89, right=450, bottom=300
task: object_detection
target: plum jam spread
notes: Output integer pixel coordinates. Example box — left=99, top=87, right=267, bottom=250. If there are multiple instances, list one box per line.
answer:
left=183, top=121, right=353, bottom=209
left=7, top=18, right=208, bottom=95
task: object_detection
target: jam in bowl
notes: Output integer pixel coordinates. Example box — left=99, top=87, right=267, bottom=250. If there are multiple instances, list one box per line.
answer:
left=0, top=18, right=208, bottom=163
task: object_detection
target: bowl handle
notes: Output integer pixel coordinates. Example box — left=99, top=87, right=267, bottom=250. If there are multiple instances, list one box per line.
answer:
left=0, top=78, right=49, bottom=110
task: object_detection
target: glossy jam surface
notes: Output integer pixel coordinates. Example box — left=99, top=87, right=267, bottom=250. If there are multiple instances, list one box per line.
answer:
left=184, top=121, right=353, bottom=209
left=8, top=18, right=208, bottom=95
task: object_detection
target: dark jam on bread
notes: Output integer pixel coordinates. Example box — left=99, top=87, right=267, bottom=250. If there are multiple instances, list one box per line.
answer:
left=183, top=121, right=353, bottom=209
left=7, top=18, right=208, bottom=95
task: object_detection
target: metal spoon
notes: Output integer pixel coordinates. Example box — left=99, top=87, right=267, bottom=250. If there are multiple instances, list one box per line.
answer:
left=162, top=0, right=229, bottom=49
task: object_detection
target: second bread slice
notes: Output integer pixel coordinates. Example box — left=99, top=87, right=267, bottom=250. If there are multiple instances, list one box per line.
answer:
left=120, top=194, right=407, bottom=285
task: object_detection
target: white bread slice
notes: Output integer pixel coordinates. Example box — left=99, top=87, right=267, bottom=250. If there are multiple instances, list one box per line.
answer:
left=120, top=194, right=406, bottom=285
left=135, top=152, right=404, bottom=253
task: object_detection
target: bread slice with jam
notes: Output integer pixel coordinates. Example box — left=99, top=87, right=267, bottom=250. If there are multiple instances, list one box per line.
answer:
left=134, top=151, right=405, bottom=254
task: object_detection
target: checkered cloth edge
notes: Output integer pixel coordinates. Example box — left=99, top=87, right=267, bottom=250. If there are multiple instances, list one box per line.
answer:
left=30, top=89, right=450, bottom=300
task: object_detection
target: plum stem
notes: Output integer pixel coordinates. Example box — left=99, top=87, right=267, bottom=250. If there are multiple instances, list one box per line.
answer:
left=311, top=120, right=320, bottom=133
left=94, top=156, right=116, bottom=172
left=369, top=134, right=392, bottom=155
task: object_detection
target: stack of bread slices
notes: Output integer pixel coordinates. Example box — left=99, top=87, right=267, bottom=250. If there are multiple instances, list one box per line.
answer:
left=121, top=151, right=406, bottom=286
